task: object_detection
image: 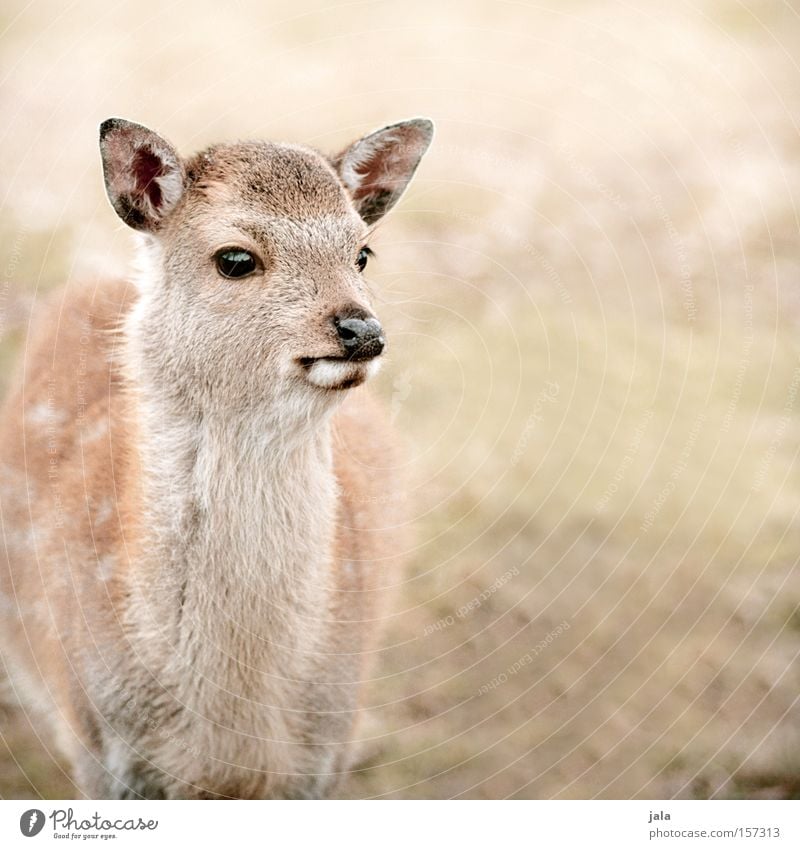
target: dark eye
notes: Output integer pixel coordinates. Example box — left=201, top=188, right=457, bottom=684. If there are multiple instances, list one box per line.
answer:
left=356, top=247, right=372, bottom=272
left=216, top=249, right=257, bottom=279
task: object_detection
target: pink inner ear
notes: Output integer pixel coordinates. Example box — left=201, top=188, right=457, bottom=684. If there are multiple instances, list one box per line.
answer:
left=351, top=143, right=404, bottom=200
left=352, top=159, right=383, bottom=200
left=133, top=147, right=165, bottom=209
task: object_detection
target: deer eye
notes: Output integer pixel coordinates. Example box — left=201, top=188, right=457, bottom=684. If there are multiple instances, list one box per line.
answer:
left=356, top=247, right=372, bottom=272
left=216, top=249, right=257, bottom=279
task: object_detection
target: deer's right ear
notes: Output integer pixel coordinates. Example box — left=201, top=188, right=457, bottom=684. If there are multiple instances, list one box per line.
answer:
left=333, top=118, right=434, bottom=224
left=99, top=118, right=185, bottom=232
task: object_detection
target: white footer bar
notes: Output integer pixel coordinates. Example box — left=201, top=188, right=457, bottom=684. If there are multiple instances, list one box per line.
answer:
left=1, top=799, right=797, bottom=847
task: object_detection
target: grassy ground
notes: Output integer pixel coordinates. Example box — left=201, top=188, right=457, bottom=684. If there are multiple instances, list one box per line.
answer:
left=1, top=0, right=799, bottom=799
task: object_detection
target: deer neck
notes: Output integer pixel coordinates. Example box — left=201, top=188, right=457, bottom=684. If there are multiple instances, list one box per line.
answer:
left=122, top=329, right=338, bottom=666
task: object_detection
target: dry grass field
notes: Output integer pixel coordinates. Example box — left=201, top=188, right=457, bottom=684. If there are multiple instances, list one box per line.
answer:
left=1, top=0, right=799, bottom=799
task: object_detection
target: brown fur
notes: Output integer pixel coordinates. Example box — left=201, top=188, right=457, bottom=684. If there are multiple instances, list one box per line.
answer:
left=0, top=118, right=432, bottom=798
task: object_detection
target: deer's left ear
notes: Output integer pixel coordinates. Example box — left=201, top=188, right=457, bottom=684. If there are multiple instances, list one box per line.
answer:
left=333, top=118, right=434, bottom=224
left=99, top=118, right=185, bottom=232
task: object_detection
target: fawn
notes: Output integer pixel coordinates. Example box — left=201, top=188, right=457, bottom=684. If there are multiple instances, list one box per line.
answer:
left=0, top=116, right=433, bottom=798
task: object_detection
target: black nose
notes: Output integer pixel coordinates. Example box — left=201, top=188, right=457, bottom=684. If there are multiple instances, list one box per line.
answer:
left=333, top=310, right=385, bottom=361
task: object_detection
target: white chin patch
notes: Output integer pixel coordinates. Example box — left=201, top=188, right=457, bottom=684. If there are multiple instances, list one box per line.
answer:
left=305, top=358, right=382, bottom=390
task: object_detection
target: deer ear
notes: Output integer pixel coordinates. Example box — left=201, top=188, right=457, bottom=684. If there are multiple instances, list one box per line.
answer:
left=99, top=118, right=185, bottom=232
left=333, top=118, right=433, bottom=224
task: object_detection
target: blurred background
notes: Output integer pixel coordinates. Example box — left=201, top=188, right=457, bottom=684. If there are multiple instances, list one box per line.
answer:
left=1, top=0, right=799, bottom=799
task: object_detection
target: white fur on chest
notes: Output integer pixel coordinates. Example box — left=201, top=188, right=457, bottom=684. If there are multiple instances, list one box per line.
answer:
left=118, top=394, right=342, bottom=794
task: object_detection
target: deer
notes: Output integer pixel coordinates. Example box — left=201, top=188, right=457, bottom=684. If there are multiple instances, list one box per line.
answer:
left=0, top=116, right=433, bottom=799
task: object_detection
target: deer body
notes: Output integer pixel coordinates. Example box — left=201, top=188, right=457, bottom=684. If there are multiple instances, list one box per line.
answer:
left=0, top=118, right=432, bottom=798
